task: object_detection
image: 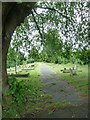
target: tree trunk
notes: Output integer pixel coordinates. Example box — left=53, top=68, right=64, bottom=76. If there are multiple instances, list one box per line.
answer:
left=2, top=2, right=36, bottom=90
left=2, top=36, right=10, bottom=90
left=15, top=60, right=18, bottom=74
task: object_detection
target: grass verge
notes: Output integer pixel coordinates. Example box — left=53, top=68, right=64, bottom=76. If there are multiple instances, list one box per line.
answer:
left=3, top=62, right=74, bottom=118
left=46, top=63, right=89, bottom=96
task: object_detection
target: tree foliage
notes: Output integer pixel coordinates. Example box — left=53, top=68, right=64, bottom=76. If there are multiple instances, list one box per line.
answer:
left=7, top=1, right=89, bottom=66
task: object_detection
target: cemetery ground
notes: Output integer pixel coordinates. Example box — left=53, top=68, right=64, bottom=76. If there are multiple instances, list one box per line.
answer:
left=3, top=62, right=88, bottom=118
left=46, top=63, right=89, bottom=96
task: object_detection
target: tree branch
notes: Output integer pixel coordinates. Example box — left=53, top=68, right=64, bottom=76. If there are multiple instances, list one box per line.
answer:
left=33, top=8, right=45, bottom=39
left=34, top=5, right=76, bottom=28
left=31, top=9, right=43, bottom=44
left=34, top=5, right=70, bottom=20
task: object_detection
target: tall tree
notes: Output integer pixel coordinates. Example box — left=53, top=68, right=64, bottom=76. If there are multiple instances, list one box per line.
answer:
left=2, top=2, right=36, bottom=88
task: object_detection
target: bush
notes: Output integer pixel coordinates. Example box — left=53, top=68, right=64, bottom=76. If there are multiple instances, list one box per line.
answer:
left=8, top=76, right=41, bottom=106
left=62, top=58, right=69, bottom=64
left=27, top=58, right=35, bottom=63
left=8, top=77, right=24, bottom=104
left=57, top=57, right=63, bottom=64
left=75, top=59, right=84, bottom=65
left=70, top=57, right=76, bottom=64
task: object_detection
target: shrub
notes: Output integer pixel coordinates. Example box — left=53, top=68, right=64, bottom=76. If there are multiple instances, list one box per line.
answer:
left=62, top=58, right=69, bottom=64
left=8, top=77, right=24, bottom=104
left=57, top=57, right=63, bottom=64
left=75, top=59, right=83, bottom=65
left=27, top=58, right=35, bottom=63
left=8, top=76, right=41, bottom=106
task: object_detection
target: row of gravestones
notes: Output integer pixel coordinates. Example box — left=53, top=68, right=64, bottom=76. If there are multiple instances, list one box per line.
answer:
left=61, top=65, right=78, bottom=75
left=22, top=64, right=35, bottom=70
left=7, top=64, right=33, bottom=77
left=20, top=64, right=35, bottom=68
left=7, top=64, right=35, bottom=73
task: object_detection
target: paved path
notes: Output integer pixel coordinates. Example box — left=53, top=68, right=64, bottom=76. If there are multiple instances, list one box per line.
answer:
left=40, top=64, right=87, bottom=105
left=24, top=63, right=88, bottom=118
left=35, top=64, right=88, bottom=118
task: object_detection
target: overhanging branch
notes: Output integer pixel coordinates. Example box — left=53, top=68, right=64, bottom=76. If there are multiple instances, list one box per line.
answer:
left=34, top=5, right=76, bottom=27
left=35, top=6, right=69, bottom=20
left=31, top=9, right=43, bottom=44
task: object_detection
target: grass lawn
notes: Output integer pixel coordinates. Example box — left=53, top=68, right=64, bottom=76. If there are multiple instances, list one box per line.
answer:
left=46, top=63, right=89, bottom=96
left=3, top=62, right=73, bottom=118
left=3, top=62, right=43, bottom=117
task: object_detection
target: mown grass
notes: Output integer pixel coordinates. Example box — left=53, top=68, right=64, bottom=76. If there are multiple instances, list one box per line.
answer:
left=46, top=63, right=89, bottom=96
left=3, top=62, right=43, bottom=118
left=3, top=62, right=76, bottom=118
left=5, top=62, right=88, bottom=118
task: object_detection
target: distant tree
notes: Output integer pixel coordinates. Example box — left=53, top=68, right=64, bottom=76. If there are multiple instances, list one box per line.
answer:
left=28, top=47, right=39, bottom=62
left=7, top=47, right=25, bottom=74
left=8, top=1, right=89, bottom=69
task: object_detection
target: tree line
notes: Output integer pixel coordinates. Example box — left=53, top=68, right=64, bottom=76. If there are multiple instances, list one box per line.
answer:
left=7, top=1, right=89, bottom=68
